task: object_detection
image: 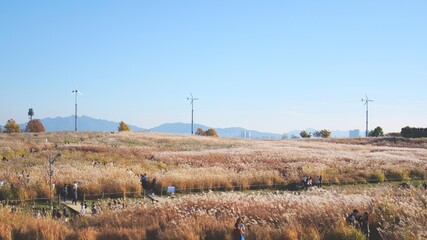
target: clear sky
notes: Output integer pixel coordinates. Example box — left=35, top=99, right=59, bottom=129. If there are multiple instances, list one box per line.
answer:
left=1, top=1, right=426, bottom=134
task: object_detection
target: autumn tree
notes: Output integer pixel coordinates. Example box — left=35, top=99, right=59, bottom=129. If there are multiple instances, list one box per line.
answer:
left=25, top=119, right=45, bottom=132
left=195, top=128, right=218, bottom=137
left=4, top=119, right=20, bottom=133
left=118, top=121, right=130, bottom=132
left=300, top=130, right=311, bottom=138
left=195, top=128, right=205, bottom=136
left=205, top=128, right=218, bottom=137
left=319, top=129, right=331, bottom=138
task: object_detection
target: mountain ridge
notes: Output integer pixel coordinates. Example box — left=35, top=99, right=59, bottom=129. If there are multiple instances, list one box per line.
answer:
left=17, top=115, right=358, bottom=138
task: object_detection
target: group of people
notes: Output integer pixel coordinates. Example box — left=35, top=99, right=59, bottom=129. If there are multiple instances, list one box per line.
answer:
left=52, top=207, right=69, bottom=222
left=301, top=175, right=322, bottom=189
left=62, top=181, right=78, bottom=205
left=139, top=173, right=157, bottom=192
left=347, top=209, right=370, bottom=238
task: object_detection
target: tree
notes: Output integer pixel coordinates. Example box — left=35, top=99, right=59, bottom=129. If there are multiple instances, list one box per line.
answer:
left=205, top=128, right=218, bottom=137
left=4, top=119, right=20, bottom=133
left=313, top=129, right=331, bottom=138
left=118, top=121, right=130, bottom=132
left=25, top=119, right=45, bottom=132
left=401, top=126, right=413, bottom=138
left=195, top=128, right=218, bottom=137
left=195, top=128, right=205, bottom=136
left=300, top=130, right=311, bottom=138
left=369, top=126, right=384, bottom=137
left=319, top=129, right=331, bottom=138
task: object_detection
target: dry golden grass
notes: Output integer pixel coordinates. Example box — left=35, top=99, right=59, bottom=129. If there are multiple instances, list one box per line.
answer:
left=1, top=132, right=427, bottom=239
left=1, top=132, right=427, bottom=199
left=2, top=184, right=426, bottom=239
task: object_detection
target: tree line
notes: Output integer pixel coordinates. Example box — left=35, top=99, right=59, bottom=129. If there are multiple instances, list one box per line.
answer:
left=401, top=126, right=427, bottom=138
left=0, top=119, right=133, bottom=133
left=1, top=119, right=45, bottom=133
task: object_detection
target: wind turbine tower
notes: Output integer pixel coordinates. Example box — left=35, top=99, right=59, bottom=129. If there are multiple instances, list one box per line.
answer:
left=361, top=94, right=374, bottom=137
left=72, top=90, right=82, bottom=131
left=187, top=93, right=199, bottom=134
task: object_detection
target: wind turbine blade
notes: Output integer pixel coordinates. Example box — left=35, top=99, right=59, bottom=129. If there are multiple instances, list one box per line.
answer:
left=190, top=93, right=193, bottom=98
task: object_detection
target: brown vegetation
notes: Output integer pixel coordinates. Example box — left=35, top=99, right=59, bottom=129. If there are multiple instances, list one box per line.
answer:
left=0, top=132, right=427, bottom=239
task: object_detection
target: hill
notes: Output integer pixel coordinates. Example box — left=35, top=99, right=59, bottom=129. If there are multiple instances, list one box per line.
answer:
left=16, top=116, right=357, bottom=139
left=19, top=116, right=145, bottom=132
left=149, top=122, right=282, bottom=139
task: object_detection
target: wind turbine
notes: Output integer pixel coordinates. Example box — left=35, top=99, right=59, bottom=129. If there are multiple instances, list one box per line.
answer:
left=72, top=90, right=83, bottom=131
left=187, top=93, right=199, bottom=134
left=361, top=94, right=374, bottom=137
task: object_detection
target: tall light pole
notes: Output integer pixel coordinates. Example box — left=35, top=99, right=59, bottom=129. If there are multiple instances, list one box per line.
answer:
left=49, top=153, right=61, bottom=210
left=187, top=93, right=199, bottom=134
left=361, top=94, right=374, bottom=137
left=72, top=90, right=82, bottom=131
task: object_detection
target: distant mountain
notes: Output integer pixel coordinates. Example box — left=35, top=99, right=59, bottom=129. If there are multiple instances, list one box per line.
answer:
left=17, top=115, right=357, bottom=139
left=19, top=115, right=145, bottom=132
left=150, top=122, right=210, bottom=135
left=149, top=122, right=282, bottom=139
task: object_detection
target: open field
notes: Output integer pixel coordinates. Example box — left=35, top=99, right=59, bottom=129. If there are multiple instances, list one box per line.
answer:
left=1, top=132, right=427, bottom=239
left=1, top=185, right=427, bottom=239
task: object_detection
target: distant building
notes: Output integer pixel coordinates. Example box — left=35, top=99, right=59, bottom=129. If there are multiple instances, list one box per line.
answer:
left=241, top=130, right=251, bottom=139
left=349, top=129, right=360, bottom=138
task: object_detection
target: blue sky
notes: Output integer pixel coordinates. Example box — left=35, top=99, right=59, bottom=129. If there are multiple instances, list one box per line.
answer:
left=1, top=1, right=426, bottom=133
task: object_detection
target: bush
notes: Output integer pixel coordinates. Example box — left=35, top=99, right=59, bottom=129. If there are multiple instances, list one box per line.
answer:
left=0, top=183, right=13, bottom=200
left=411, top=180, right=421, bottom=188
left=409, top=169, right=425, bottom=180
left=324, top=223, right=366, bottom=240
left=385, top=170, right=409, bottom=181
left=367, top=172, right=385, bottom=183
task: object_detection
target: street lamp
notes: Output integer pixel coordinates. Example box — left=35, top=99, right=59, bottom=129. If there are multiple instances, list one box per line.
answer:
left=49, top=153, right=61, bottom=209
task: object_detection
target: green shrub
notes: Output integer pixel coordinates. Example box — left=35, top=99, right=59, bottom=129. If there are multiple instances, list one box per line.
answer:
left=0, top=183, right=13, bottom=200
left=367, top=172, right=385, bottom=183
left=411, top=180, right=421, bottom=188
left=385, top=170, right=409, bottom=181
left=324, top=225, right=366, bottom=240
left=409, top=169, right=425, bottom=180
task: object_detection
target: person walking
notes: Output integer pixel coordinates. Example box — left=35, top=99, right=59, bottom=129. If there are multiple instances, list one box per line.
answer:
left=63, top=184, right=68, bottom=202
left=151, top=177, right=157, bottom=192
left=72, top=181, right=78, bottom=205
left=235, top=217, right=245, bottom=240
left=360, top=212, right=370, bottom=239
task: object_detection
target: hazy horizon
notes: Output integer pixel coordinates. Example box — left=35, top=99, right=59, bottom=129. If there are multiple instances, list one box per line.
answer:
left=1, top=1, right=426, bottom=133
